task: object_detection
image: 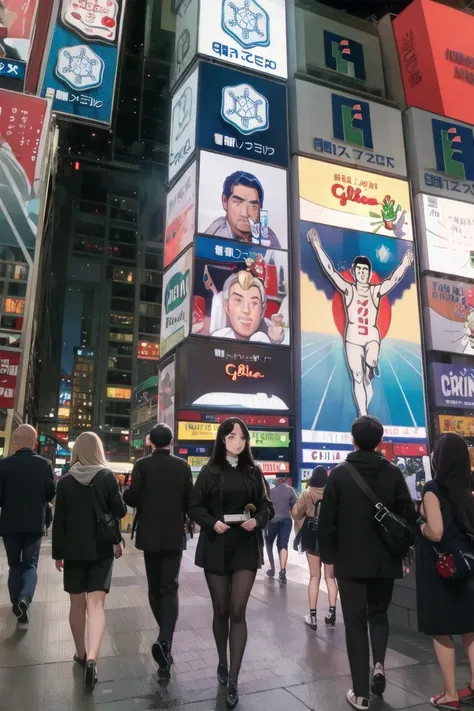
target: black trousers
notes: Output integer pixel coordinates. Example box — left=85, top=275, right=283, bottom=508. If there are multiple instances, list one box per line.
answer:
left=144, top=550, right=183, bottom=646
left=338, top=578, right=395, bottom=698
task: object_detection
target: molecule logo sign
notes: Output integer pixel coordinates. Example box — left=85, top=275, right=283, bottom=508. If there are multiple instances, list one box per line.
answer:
left=197, top=62, right=288, bottom=168
left=39, top=0, right=126, bottom=125
left=198, top=0, right=287, bottom=80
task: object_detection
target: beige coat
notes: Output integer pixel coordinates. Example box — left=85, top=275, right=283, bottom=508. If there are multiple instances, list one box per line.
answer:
left=291, top=486, right=325, bottom=534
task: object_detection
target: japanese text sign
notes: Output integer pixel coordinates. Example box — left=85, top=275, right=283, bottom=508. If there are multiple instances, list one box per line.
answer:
left=0, top=350, right=20, bottom=408
left=169, top=65, right=198, bottom=182
left=177, top=421, right=289, bottom=446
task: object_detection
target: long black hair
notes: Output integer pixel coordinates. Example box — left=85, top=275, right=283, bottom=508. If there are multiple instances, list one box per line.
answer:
left=208, top=417, right=256, bottom=469
left=433, top=432, right=474, bottom=536
left=309, top=465, right=329, bottom=488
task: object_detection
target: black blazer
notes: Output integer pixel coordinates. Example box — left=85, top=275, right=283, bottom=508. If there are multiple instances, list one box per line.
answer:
left=123, top=449, right=193, bottom=553
left=52, top=469, right=126, bottom=561
left=0, top=449, right=56, bottom=535
left=318, top=451, right=417, bottom=580
left=189, top=463, right=274, bottom=569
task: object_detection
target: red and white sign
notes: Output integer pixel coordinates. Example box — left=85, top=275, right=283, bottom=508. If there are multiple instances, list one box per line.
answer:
left=0, top=350, right=20, bottom=408
left=177, top=411, right=289, bottom=427
left=257, top=461, right=290, bottom=475
left=302, top=449, right=350, bottom=464
left=137, top=341, right=159, bottom=360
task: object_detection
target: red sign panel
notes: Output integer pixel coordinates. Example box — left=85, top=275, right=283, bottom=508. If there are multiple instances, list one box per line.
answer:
left=0, top=350, right=20, bottom=408
left=137, top=341, right=159, bottom=360
left=177, top=411, right=289, bottom=427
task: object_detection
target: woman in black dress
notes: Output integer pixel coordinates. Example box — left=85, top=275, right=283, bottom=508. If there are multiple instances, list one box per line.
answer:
left=417, top=433, right=474, bottom=710
left=189, top=417, right=274, bottom=709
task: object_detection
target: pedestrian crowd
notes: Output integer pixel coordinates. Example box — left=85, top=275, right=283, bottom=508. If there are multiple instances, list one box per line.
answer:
left=1, top=416, right=474, bottom=710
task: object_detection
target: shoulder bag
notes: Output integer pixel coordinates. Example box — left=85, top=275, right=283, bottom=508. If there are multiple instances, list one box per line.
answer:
left=294, top=492, right=322, bottom=551
left=345, top=462, right=415, bottom=558
left=90, top=474, right=122, bottom=545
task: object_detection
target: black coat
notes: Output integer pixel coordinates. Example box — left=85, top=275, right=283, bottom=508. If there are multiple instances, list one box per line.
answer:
left=318, top=450, right=417, bottom=580
left=189, top=463, right=274, bottom=570
left=0, top=449, right=56, bottom=535
left=52, top=469, right=126, bottom=561
left=123, top=449, right=193, bottom=553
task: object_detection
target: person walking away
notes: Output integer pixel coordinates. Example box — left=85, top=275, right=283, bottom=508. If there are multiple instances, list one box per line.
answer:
left=292, top=465, right=338, bottom=630
left=123, top=423, right=193, bottom=675
left=265, top=475, right=296, bottom=584
left=318, top=416, right=417, bottom=711
left=189, top=417, right=274, bottom=709
left=417, top=433, right=474, bottom=710
left=52, top=431, right=126, bottom=689
left=0, top=424, right=56, bottom=624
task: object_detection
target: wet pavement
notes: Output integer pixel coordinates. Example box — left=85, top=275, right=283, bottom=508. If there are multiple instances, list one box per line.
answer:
left=0, top=534, right=464, bottom=711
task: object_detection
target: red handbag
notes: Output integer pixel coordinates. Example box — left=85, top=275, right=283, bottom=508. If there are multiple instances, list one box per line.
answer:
left=435, top=552, right=458, bottom=579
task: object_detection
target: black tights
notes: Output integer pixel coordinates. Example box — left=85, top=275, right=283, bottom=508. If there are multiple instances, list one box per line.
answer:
left=205, top=570, right=257, bottom=683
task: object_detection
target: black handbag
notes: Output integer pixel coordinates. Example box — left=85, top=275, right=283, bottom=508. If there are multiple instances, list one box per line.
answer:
left=294, top=496, right=322, bottom=551
left=90, top=476, right=122, bottom=545
left=345, top=462, right=415, bottom=559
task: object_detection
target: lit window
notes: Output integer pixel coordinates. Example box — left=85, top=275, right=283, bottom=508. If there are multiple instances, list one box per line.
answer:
left=106, top=387, right=132, bottom=400
left=4, top=298, right=25, bottom=315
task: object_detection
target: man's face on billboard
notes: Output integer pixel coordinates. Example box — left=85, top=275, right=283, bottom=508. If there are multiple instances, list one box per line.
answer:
left=225, top=282, right=263, bottom=339
left=354, top=264, right=370, bottom=285
left=222, top=183, right=261, bottom=240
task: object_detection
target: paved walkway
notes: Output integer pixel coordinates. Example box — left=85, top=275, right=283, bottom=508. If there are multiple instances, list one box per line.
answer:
left=0, top=535, right=464, bottom=711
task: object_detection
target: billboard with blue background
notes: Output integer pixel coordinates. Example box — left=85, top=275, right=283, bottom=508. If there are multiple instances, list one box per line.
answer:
left=39, top=0, right=125, bottom=125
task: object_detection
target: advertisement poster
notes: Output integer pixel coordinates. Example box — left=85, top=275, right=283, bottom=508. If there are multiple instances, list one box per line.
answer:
left=131, top=375, right=158, bottom=429
left=191, top=235, right=290, bottom=346
left=0, top=350, right=20, bottom=408
left=0, top=90, right=51, bottom=263
left=197, top=62, right=288, bottom=168
left=177, top=421, right=289, bottom=446
left=416, top=194, right=474, bottom=278
left=198, top=0, right=288, bottom=80
left=423, top=275, right=474, bottom=355
left=170, top=0, right=198, bottom=87
left=169, top=65, right=198, bottom=182
left=0, top=0, right=39, bottom=89
left=404, top=108, right=474, bottom=206
left=294, top=81, right=406, bottom=177
left=432, top=362, right=474, bottom=409
left=299, top=220, right=426, bottom=446
left=198, top=151, right=288, bottom=249
left=158, top=357, right=175, bottom=433
left=177, top=339, right=292, bottom=412
left=137, top=340, right=159, bottom=360
left=160, top=248, right=192, bottom=356
left=439, top=414, right=474, bottom=439
left=164, top=161, right=196, bottom=268
left=40, top=0, right=126, bottom=125
left=298, top=157, right=414, bottom=240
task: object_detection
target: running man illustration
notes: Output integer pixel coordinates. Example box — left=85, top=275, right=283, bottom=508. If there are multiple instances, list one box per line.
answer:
left=307, top=228, right=414, bottom=417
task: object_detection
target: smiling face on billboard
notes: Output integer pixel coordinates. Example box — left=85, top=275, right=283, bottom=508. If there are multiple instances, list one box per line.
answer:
left=223, top=180, right=262, bottom=241
left=224, top=272, right=265, bottom=339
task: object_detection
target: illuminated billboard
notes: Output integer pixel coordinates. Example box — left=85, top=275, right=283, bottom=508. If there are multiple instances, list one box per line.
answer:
left=439, top=415, right=474, bottom=438
left=423, top=275, right=474, bottom=355
left=164, top=161, right=196, bottom=268
left=416, top=194, right=474, bottom=279
left=158, top=357, right=175, bottom=433
left=160, top=248, right=192, bottom=357
left=297, top=157, right=413, bottom=240
left=176, top=339, right=292, bottom=413
left=169, top=65, right=198, bottom=182
left=432, top=362, right=474, bottom=409
left=177, top=421, right=289, bottom=446
left=40, top=0, right=126, bottom=125
left=170, top=0, right=198, bottom=87
left=191, top=236, right=289, bottom=346
left=0, top=0, right=39, bottom=90
left=198, top=151, right=288, bottom=249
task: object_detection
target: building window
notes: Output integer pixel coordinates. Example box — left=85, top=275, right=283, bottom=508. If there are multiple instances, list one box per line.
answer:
left=109, top=331, right=134, bottom=343
left=3, top=298, right=25, bottom=315
left=139, top=302, right=160, bottom=318
left=73, top=239, right=104, bottom=255
left=110, top=313, right=134, bottom=327
left=110, top=267, right=134, bottom=283
left=110, top=298, right=134, bottom=314
left=108, top=370, right=132, bottom=385
left=106, top=387, right=132, bottom=399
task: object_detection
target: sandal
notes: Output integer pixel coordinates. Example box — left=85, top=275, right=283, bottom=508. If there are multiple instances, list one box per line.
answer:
left=458, top=686, right=474, bottom=704
left=430, top=694, right=460, bottom=710
left=346, top=690, right=369, bottom=710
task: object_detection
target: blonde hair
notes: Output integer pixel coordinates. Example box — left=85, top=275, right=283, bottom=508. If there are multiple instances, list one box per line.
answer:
left=71, top=431, right=108, bottom=468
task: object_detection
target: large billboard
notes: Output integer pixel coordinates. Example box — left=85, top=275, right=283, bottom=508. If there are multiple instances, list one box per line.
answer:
left=299, top=171, right=426, bottom=446
left=439, top=414, right=474, bottom=439
left=198, top=0, right=288, bottom=80
left=298, top=157, right=413, bottom=240
left=169, top=65, right=199, bottom=182
left=0, top=0, right=39, bottom=90
left=177, top=421, right=289, bottom=446
left=294, top=80, right=406, bottom=177
left=198, top=151, right=288, bottom=249
left=423, top=275, right=474, bottom=355
left=170, top=0, right=198, bottom=87
left=404, top=108, right=474, bottom=205
left=416, top=194, right=474, bottom=279
left=176, top=339, right=292, bottom=412
left=432, top=362, right=474, bottom=409
left=191, top=235, right=289, bottom=346
left=0, top=90, right=51, bottom=264
left=164, top=161, right=196, bottom=268
left=0, top=350, right=20, bottom=408
left=158, top=357, right=176, bottom=433
left=40, top=0, right=126, bottom=125
left=160, top=248, right=192, bottom=357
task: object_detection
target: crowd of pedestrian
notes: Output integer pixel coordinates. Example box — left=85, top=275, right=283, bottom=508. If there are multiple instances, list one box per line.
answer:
left=2, top=416, right=474, bottom=710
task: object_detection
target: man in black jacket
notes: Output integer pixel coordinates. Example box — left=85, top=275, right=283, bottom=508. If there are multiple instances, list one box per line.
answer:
left=0, top=424, right=56, bottom=623
left=318, top=416, right=417, bottom=711
left=124, top=423, right=193, bottom=674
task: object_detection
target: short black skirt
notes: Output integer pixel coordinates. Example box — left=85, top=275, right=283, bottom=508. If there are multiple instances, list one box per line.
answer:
left=196, top=527, right=261, bottom=575
left=63, top=557, right=114, bottom=594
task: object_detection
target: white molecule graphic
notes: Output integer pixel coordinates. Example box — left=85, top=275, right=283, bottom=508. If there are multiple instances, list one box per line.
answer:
left=56, top=45, right=104, bottom=90
left=173, top=86, right=193, bottom=143
left=221, top=83, right=269, bottom=135
left=222, top=0, right=270, bottom=49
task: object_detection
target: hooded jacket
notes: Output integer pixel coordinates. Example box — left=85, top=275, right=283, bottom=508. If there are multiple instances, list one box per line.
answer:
left=318, top=450, right=417, bottom=580
left=52, top=465, right=126, bottom=561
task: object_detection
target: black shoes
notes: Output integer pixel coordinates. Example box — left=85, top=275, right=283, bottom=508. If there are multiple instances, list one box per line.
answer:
left=84, top=659, right=98, bottom=689
left=152, top=640, right=172, bottom=673
left=73, top=653, right=87, bottom=668
left=325, top=607, right=336, bottom=626
left=266, top=568, right=275, bottom=577
left=217, top=663, right=229, bottom=686
left=371, top=667, right=386, bottom=696
left=278, top=570, right=287, bottom=585
left=226, top=681, right=239, bottom=709
left=17, top=599, right=29, bottom=624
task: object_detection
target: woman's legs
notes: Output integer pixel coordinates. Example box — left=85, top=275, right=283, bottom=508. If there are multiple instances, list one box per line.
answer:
left=69, top=593, right=86, bottom=658
left=205, top=572, right=231, bottom=667
left=228, top=569, right=257, bottom=684
left=432, top=635, right=458, bottom=702
left=462, top=632, right=474, bottom=688
left=307, top=553, right=322, bottom=611
left=86, top=591, right=107, bottom=661
left=324, top=564, right=338, bottom=607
